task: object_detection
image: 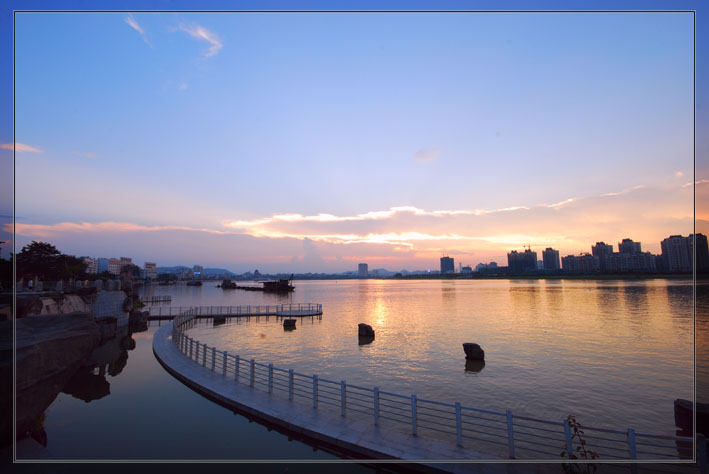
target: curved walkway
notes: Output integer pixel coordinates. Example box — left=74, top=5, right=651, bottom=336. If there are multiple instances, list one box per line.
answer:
left=152, top=322, right=511, bottom=472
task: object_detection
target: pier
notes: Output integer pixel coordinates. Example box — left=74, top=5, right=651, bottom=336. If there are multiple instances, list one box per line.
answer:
left=153, top=309, right=705, bottom=469
left=145, top=303, right=322, bottom=321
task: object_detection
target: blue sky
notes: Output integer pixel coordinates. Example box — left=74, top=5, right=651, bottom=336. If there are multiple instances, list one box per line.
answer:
left=1, top=2, right=704, bottom=272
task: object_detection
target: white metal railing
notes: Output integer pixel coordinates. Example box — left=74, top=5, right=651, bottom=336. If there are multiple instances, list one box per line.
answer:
left=149, top=303, right=323, bottom=317
left=170, top=309, right=704, bottom=464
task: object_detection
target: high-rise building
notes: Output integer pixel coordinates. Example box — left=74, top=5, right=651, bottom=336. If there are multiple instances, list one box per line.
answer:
left=193, top=265, right=203, bottom=275
left=542, top=248, right=560, bottom=270
left=358, top=263, right=369, bottom=278
left=507, top=249, right=537, bottom=273
left=440, top=256, right=455, bottom=274
left=661, top=235, right=692, bottom=272
left=97, top=258, right=109, bottom=274
left=661, top=233, right=709, bottom=272
left=692, top=234, right=709, bottom=272
left=562, top=254, right=600, bottom=273
left=591, top=242, right=615, bottom=272
left=108, top=258, right=121, bottom=275
left=618, top=239, right=642, bottom=254
left=144, top=262, right=157, bottom=280
left=81, top=257, right=98, bottom=274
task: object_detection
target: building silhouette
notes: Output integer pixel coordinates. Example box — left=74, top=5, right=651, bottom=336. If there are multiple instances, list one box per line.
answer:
left=507, top=249, right=537, bottom=273
left=440, top=256, right=455, bottom=274
left=542, top=248, right=560, bottom=270
left=661, top=233, right=709, bottom=272
left=144, top=262, right=157, bottom=280
left=358, top=263, right=369, bottom=278
left=562, top=253, right=600, bottom=273
left=618, top=238, right=642, bottom=254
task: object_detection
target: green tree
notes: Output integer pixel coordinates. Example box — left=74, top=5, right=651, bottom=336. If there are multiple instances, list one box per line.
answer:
left=16, top=241, right=86, bottom=280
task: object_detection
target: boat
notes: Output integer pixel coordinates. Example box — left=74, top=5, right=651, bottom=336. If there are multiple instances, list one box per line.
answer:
left=259, top=275, right=295, bottom=293
left=220, top=279, right=237, bottom=289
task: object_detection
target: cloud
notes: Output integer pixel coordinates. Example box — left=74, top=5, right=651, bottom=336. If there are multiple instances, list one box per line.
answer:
left=0, top=142, right=42, bottom=153
left=179, top=23, right=222, bottom=57
left=125, top=15, right=151, bottom=46
left=412, top=148, right=440, bottom=162
left=9, top=183, right=694, bottom=271
left=222, top=182, right=693, bottom=257
left=73, top=151, right=96, bottom=159
left=675, top=171, right=684, bottom=178
left=682, top=179, right=709, bottom=188
left=178, top=83, right=189, bottom=90
left=11, top=221, right=231, bottom=239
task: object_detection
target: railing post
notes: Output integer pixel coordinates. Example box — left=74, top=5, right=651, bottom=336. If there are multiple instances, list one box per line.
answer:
left=374, top=387, right=380, bottom=426
left=250, top=359, right=255, bottom=387
left=289, top=369, right=294, bottom=400
left=235, top=355, right=240, bottom=381
left=313, top=375, right=318, bottom=408
left=211, top=347, right=216, bottom=371
left=341, top=380, right=346, bottom=416
left=564, top=418, right=573, bottom=460
left=268, top=364, right=273, bottom=393
left=202, top=344, right=207, bottom=366
left=189, top=338, right=193, bottom=359
left=506, top=410, right=515, bottom=459
left=411, top=394, right=418, bottom=436
left=455, top=402, right=462, bottom=447
left=222, top=351, right=227, bottom=376
left=627, top=427, right=637, bottom=459
left=698, top=434, right=708, bottom=474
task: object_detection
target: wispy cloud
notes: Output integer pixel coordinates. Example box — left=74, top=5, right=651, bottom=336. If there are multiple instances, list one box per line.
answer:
left=125, top=15, right=151, bottom=46
left=11, top=221, right=230, bottom=239
left=179, top=23, right=222, bottom=57
left=412, top=148, right=440, bottom=162
left=682, top=179, right=709, bottom=188
left=0, top=142, right=43, bottom=153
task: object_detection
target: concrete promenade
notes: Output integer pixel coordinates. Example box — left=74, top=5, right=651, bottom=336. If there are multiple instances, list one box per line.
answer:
left=153, top=322, right=519, bottom=472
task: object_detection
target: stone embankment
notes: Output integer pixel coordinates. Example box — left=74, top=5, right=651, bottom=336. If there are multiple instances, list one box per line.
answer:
left=2, top=313, right=101, bottom=444
left=1, top=283, right=149, bottom=446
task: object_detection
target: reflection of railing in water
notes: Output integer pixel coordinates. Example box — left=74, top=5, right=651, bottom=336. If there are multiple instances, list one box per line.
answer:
left=144, top=295, right=172, bottom=304
left=146, top=304, right=322, bottom=319
left=170, top=309, right=705, bottom=464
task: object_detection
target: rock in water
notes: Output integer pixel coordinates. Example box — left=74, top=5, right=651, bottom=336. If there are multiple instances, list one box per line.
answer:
left=358, top=323, right=375, bottom=338
left=463, top=343, right=485, bottom=360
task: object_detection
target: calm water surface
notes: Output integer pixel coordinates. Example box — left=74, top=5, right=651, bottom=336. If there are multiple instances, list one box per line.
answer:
left=163, top=279, right=701, bottom=436
left=27, top=278, right=705, bottom=461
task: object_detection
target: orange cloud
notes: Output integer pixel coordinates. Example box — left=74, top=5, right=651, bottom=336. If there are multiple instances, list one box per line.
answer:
left=1, top=142, right=42, bottom=153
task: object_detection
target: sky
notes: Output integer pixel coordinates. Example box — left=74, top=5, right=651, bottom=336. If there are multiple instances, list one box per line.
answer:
left=0, top=3, right=705, bottom=273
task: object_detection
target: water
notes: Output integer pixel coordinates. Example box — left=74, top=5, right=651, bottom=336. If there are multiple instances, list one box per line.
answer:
left=167, top=278, right=700, bottom=436
left=23, top=322, right=357, bottom=462
left=22, top=277, right=703, bottom=461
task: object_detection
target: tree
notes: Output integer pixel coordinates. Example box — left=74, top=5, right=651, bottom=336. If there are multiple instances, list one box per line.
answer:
left=16, top=241, right=86, bottom=280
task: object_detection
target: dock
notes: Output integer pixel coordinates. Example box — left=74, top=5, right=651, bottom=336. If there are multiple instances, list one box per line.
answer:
left=145, top=303, right=322, bottom=321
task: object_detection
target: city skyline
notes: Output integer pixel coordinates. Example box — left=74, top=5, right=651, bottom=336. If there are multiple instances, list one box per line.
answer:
left=2, top=11, right=702, bottom=272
